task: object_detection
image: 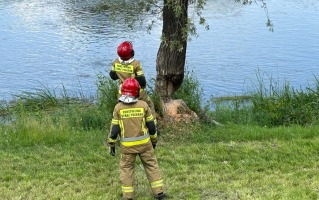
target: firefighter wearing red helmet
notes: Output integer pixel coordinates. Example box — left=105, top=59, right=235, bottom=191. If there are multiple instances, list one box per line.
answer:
left=108, top=78, right=166, bottom=200
left=109, top=41, right=156, bottom=123
left=117, top=41, right=135, bottom=61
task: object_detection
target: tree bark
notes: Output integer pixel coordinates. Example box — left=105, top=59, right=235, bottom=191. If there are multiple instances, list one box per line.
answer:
left=155, top=0, right=189, bottom=103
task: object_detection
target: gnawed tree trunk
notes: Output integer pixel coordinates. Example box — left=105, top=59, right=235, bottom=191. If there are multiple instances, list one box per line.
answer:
left=163, top=99, right=199, bottom=124
left=155, top=0, right=189, bottom=103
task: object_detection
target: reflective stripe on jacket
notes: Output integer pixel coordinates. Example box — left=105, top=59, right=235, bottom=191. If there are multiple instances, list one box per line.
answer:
left=120, top=134, right=150, bottom=147
left=108, top=100, right=156, bottom=149
left=111, top=59, right=144, bottom=85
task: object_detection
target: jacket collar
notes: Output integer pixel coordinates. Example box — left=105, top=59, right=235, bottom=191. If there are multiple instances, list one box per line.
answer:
left=118, top=57, right=135, bottom=64
left=119, top=95, right=138, bottom=103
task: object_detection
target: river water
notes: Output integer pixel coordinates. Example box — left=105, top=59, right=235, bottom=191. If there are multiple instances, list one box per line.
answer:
left=1, top=0, right=318, bottom=101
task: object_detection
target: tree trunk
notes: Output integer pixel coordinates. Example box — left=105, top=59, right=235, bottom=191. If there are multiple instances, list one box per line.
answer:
left=155, top=0, right=189, bottom=103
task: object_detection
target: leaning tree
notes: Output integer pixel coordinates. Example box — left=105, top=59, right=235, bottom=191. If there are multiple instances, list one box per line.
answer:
left=97, top=0, right=272, bottom=110
left=155, top=0, right=191, bottom=103
left=155, top=0, right=272, bottom=103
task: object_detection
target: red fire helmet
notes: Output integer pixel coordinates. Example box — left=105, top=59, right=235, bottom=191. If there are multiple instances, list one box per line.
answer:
left=121, top=78, right=140, bottom=97
left=117, top=41, right=134, bottom=61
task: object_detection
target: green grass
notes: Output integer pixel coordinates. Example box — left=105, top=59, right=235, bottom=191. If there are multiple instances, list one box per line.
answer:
left=1, top=72, right=319, bottom=199
left=0, top=129, right=114, bottom=199
left=1, top=122, right=319, bottom=200
left=163, top=124, right=319, bottom=200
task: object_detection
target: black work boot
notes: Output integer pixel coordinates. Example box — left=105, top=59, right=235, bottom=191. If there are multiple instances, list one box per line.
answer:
left=154, top=192, right=166, bottom=200
left=122, top=197, right=134, bottom=200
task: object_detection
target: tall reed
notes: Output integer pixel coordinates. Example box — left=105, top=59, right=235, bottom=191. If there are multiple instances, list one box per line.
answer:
left=212, top=73, right=319, bottom=127
left=250, top=74, right=319, bottom=126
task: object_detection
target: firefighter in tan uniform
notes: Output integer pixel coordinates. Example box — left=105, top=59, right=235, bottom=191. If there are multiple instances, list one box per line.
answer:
left=107, top=78, right=166, bottom=200
left=109, top=41, right=156, bottom=123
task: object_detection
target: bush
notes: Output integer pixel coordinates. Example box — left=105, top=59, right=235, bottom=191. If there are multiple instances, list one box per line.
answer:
left=146, top=78, right=164, bottom=116
left=147, top=70, right=212, bottom=122
left=171, top=70, right=212, bottom=121
left=96, top=72, right=118, bottom=117
left=172, top=71, right=203, bottom=114
left=61, top=104, right=110, bottom=131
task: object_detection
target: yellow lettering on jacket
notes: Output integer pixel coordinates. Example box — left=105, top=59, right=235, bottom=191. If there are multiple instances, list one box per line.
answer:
left=120, top=108, right=144, bottom=118
left=114, top=63, right=134, bottom=73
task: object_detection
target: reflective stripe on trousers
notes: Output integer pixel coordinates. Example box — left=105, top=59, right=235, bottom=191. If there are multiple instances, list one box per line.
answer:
left=150, top=179, right=164, bottom=188
left=122, top=186, right=134, bottom=193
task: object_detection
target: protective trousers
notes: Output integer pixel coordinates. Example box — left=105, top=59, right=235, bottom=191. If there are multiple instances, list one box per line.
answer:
left=120, top=148, right=164, bottom=199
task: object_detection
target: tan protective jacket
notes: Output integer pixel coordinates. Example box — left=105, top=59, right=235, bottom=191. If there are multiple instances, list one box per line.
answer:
left=111, top=58, right=145, bottom=88
left=108, top=100, right=157, bottom=154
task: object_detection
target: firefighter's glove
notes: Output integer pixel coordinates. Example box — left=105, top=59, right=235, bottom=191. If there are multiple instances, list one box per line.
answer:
left=151, top=138, right=157, bottom=149
left=152, top=142, right=157, bottom=149
left=108, top=142, right=116, bottom=156
left=109, top=146, right=115, bottom=156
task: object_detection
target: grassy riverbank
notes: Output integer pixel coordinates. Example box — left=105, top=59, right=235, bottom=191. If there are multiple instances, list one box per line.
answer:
left=1, top=73, right=319, bottom=199
left=1, top=122, right=319, bottom=200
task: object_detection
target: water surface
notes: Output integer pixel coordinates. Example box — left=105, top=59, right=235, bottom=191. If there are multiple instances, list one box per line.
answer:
left=0, top=0, right=318, bottom=101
